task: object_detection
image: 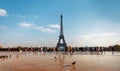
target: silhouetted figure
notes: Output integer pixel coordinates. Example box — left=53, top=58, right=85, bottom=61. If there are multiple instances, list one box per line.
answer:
left=112, top=47, right=114, bottom=55
left=54, top=56, right=57, bottom=60
left=72, top=61, right=76, bottom=65
left=17, top=55, right=19, bottom=58
left=103, top=48, right=106, bottom=54
left=100, top=47, right=103, bottom=55
left=0, top=55, right=8, bottom=59
left=9, top=54, right=11, bottom=57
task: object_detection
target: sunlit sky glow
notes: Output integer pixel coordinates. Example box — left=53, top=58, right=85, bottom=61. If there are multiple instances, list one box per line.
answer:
left=0, top=0, right=120, bottom=47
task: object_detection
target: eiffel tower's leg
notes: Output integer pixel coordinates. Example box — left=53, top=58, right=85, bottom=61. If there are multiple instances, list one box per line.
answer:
left=58, top=38, right=61, bottom=44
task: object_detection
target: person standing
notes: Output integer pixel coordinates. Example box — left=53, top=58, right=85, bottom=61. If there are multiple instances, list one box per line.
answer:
left=112, top=47, right=114, bottom=55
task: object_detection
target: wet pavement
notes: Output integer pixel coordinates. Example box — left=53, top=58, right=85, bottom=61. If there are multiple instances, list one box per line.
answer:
left=0, top=51, right=120, bottom=71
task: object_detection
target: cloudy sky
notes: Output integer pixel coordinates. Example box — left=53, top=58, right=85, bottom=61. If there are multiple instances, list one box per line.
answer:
left=0, top=0, right=120, bottom=47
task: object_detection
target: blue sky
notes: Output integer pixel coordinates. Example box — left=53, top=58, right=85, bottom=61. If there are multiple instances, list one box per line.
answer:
left=0, top=0, right=120, bottom=47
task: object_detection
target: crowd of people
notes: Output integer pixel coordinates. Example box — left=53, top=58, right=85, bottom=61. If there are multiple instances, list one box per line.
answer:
left=0, top=45, right=117, bottom=55
left=0, top=54, right=19, bottom=59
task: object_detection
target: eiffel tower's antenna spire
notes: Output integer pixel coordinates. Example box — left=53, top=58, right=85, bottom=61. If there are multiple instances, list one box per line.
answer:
left=60, top=14, right=63, bottom=35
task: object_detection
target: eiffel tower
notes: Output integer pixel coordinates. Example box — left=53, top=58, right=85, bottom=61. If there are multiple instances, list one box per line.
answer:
left=56, top=14, right=67, bottom=50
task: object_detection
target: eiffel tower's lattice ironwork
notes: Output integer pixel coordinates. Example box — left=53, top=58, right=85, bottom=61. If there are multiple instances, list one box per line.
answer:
left=56, top=14, right=67, bottom=49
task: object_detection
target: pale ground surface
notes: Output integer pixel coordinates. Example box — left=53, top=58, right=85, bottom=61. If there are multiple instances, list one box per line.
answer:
left=0, top=51, right=120, bottom=71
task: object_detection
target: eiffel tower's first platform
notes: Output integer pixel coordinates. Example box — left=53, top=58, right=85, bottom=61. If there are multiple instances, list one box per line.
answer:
left=56, top=14, right=67, bottom=49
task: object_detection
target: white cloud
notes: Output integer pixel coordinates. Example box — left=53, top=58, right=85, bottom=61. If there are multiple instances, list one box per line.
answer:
left=37, top=26, right=55, bottom=33
left=79, top=33, right=117, bottom=39
left=19, top=22, right=55, bottom=33
left=49, top=24, right=60, bottom=29
left=19, top=22, right=34, bottom=28
left=0, top=9, right=8, bottom=16
left=0, top=26, right=8, bottom=30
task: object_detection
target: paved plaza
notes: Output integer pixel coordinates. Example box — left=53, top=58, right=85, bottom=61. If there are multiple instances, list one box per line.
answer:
left=0, top=52, right=120, bottom=71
